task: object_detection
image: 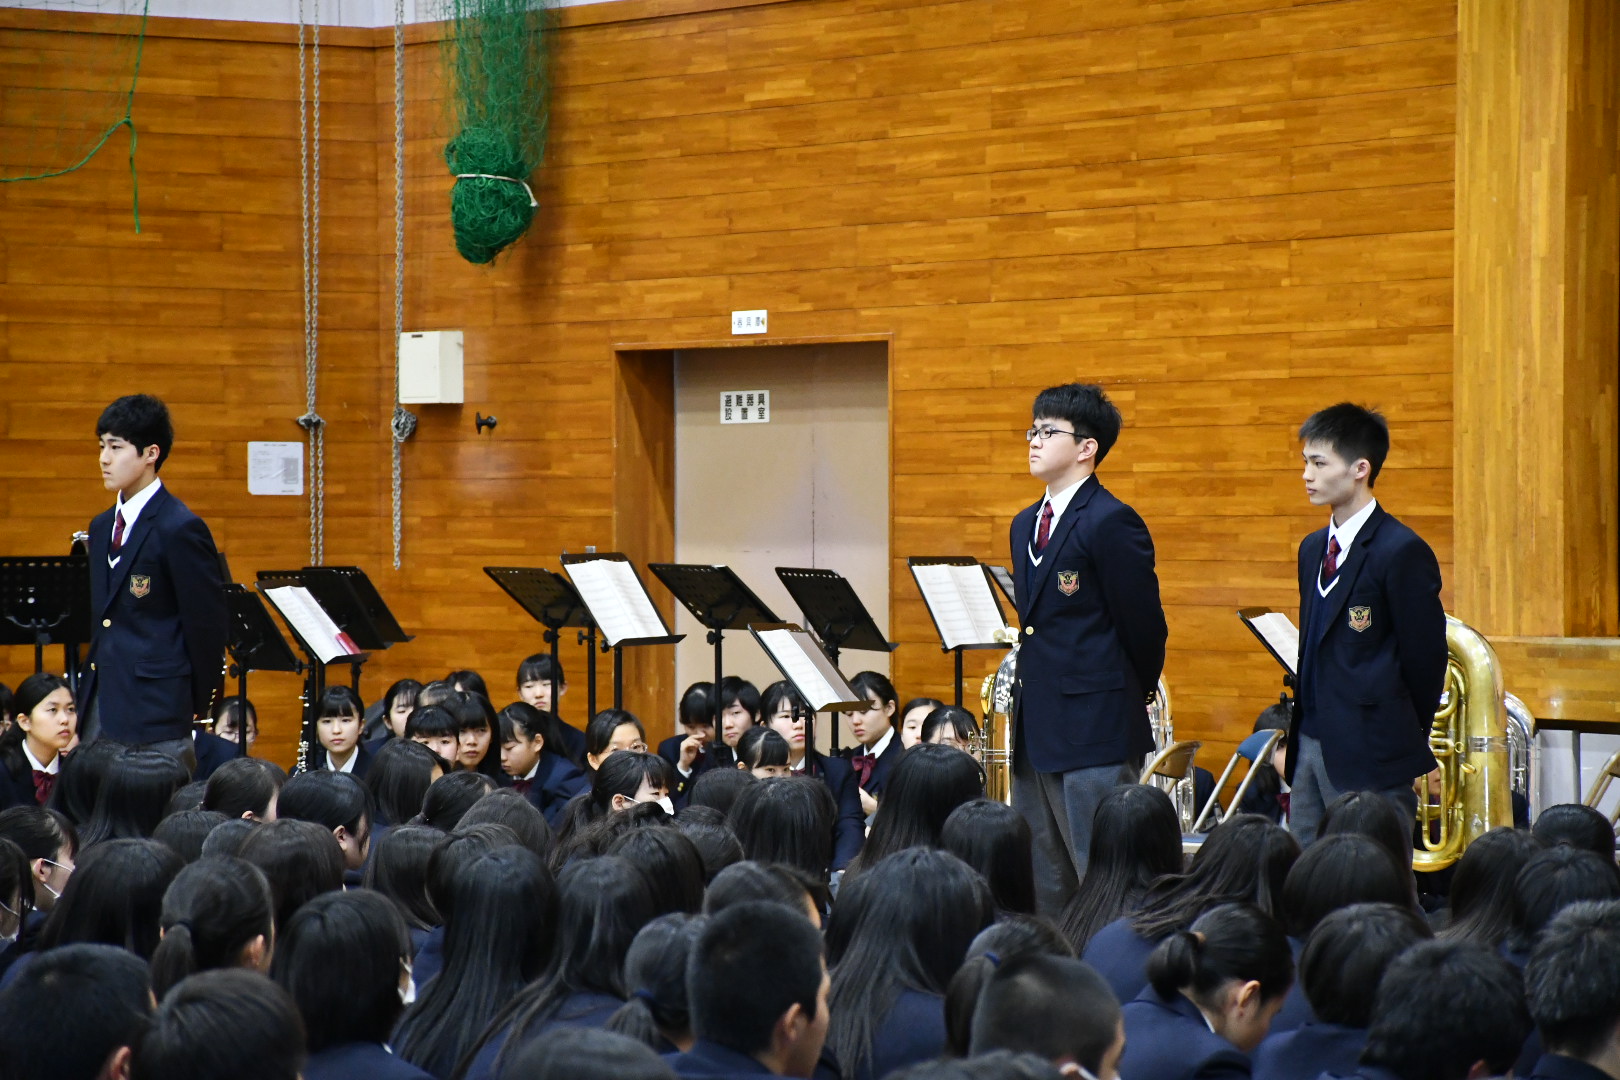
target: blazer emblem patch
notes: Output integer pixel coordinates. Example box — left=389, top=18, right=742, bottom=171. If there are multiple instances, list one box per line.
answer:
left=130, top=575, right=151, bottom=599
left=1348, top=605, right=1371, bottom=633
left=1056, top=570, right=1079, bottom=596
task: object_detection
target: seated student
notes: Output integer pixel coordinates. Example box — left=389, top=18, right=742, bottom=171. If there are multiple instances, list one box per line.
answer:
left=363, top=824, right=441, bottom=954
left=297, top=686, right=373, bottom=780
left=0, top=806, right=77, bottom=959
left=78, top=750, right=190, bottom=846
left=0, top=943, right=154, bottom=1080
left=0, top=838, right=32, bottom=948
left=674, top=811, right=745, bottom=885
left=1532, top=803, right=1617, bottom=861
left=47, top=739, right=123, bottom=827
left=203, top=757, right=286, bottom=822
left=921, top=705, right=980, bottom=752
left=211, top=696, right=260, bottom=754
left=846, top=744, right=986, bottom=876
left=499, top=701, right=587, bottom=828
left=944, top=917, right=1077, bottom=1056
left=411, top=823, right=523, bottom=986
left=446, top=691, right=507, bottom=785
left=610, top=827, right=705, bottom=917
left=1317, top=791, right=1416, bottom=875
left=606, top=912, right=707, bottom=1054
left=447, top=667, right=489, bottom=699
left=271, top=889, right=432, bottom=1080
left=237, top=818, right=345, bottom=933
left=1524, top=900, right=1620, bottom=1080
left=704, top=861, right=823, bottom=927
left=276, top=772, right=373, bottom=873
left=1438, top=826, right=1543, bottom=947
left=1252, top=903, right=1431, bottom=1080
left=517, top=654, right=587, bottom=762
left=898, top=697, right=943, bottom=751
left=968, top=954, right=1125, bottom=1080
left=33, top=838, right=183, bottom=965
left=1503, top=846, right=1620, bottom=967
left=499, top=1027, right=677, bottom=1080
left=152, top=811, right=227, bottom=862
left=660, top=681, right=719, bottom=795
left=687, top=767, right=755, bottom=817
left=760, top=681, right=866, bottom=871
left=0, top=673, right=77, bottom=810
left=366, top=677, right=423, bottom=747
left=459, top=789, right=554, bottom=866
left=191, top=722, right=240, bottom=783
left=736, top=727, right=795, bottom=778
left=365, top=738, right=447, bottom=830
left=412, top=771, right=497, bottom=832
left=555, top=750, right=674, bottom=851
left=671, top=899, right=830, bottom=1080
left=403, top=704, right=462, bottom=767
left=728, top=778, right=836, bottom=909
left=943, top=799, right=1036, bottom=916
left=586, top=709, right=652, bottom=772
left=0, top=682, right=11, bottom=739
left=1234, top=704, right=1290, bottom=823
left=1352, top=940, right=1529, bottom=1080
left=707, top=676, right=760, bottom=768
left=1118, top=904, right=1293, bottom=1080
left=149, top=856, right=275, bottom=998
left=844, top=672, right=904, bottom=816
left=131, top=969, right=306, bottom=1080
left=1060, top=785, right=1184, bottom=952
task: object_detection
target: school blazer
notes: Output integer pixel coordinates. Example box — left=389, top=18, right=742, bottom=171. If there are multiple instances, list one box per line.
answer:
left=808, top=751, right=866, bottom=870
left=1010, top=478, right=1168, bottom=774
left=1120, top=986, right=1252, bottom=1080
left=191, top=728, right=244, bottom=782
left=667, top=1039, right=777, bottom=1079
left=82, top=485, right=228, bottom=745
left=520, top=752, right=589, bottom=828
left=1252, top=1022, right=1366, bottom=1080
left=843, top=733, right=904, bottom=797
left=303, top=1042, right=435, bottom=1080
left=1290, top=505, right=1445, bottom=792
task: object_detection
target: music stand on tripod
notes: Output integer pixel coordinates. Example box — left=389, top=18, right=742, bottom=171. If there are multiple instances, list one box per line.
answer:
left=0, top=556, right=92, bottom=688
left=648, top=563, right=778, bottom=731
left=222, top=583, right=302, bottom=758
left=560, top=554, right=684, bottom=710
left=485, top=566, right=595, bottom=723
left=774, top=567, right=894, bottom=752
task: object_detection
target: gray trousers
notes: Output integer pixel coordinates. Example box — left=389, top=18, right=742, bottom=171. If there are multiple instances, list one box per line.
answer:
left=80, top=697, right=198, bottom=774
left=1012, top=739, right=1139, bottom=917
left=1288, top=731, right=1418, bottom=846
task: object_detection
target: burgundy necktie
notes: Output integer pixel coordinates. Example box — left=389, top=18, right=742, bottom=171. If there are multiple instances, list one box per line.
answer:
left=511, top=779, right=533, bottom=796
left=1321, top=535, right=1341, bottom=585
left=852, top=753, right=876, bottom=789
left=32, top=770, right=55, bottom=805
left=110, top=510, right=127, bottom=556
left=1034, top=501, right=1054, bottom=554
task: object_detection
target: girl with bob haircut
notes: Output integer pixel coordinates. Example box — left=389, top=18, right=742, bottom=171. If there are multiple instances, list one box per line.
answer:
left=0, top=673, right=76, bottom=810
left=149, top=855, right=275, bottom=997
left=919, top=705, right=979, bottom=751
left=584, top=709, right=649, bottom=773
left=275, top=771, right=373, bottom=872
left=758, top=681, right=866, bottom=869
left=365, top=738, right=447, bottom=829
left=848, top=743, right=985, bottom=876
left=1120, top=903, right=1294, bottom=1080
left=445, top=690, right=506, bottom=783
left=298, top=685, right=372, bottom=779
left=554, top=750, right=671, bottom=850
left=941, top=799, right=1036, bottom=916
left=372, top=677, right=423, bottom=743
left=1060, top=784, right=1184, bottom=951
left=211, top=695, right=259, bottom=751
left=79, top=749, right=190, bottom=846
left=734, top=726, right=792, bottom=778
left=898, top=697, right=944, bottom=750
left=202, top=757, right=287, bottom=822
left=404, top=704, right=463, bottom=767
left=271, top=888, right=431, bottom=1080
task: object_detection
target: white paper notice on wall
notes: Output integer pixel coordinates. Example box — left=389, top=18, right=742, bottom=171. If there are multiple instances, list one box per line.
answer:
left=720, top=391, right=771, bottom=424
left=248, top=441, right=304, bottom=496
left=731, top=309, right=767, bottom=335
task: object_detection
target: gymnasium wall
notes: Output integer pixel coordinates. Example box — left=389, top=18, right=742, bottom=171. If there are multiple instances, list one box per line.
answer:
left=0, top=0, right=1458, bottom=768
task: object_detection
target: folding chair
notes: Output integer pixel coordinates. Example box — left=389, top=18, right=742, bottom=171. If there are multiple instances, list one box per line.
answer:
left=1140, top=740, right=1202, bottom=832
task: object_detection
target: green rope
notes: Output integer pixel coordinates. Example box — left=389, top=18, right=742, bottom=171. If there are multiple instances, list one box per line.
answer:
left=0, top=1, right=149, bottom=233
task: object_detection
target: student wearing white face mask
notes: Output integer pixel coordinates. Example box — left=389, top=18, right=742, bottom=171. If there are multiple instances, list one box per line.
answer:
left=0, top=838, right=31, bottom=949
left=553, top=751, right=676, bottom=850
left=0, top=805, right=75, bottom=979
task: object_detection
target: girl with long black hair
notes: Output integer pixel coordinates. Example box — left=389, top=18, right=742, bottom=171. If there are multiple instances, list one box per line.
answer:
left=1059, top=784, right=1184, bottom=951
left=759, top=680, right=866, bottom=870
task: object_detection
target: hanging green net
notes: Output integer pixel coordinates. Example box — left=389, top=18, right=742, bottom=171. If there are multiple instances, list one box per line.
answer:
left=437, top=0, right=554, bottom=265
left=0, top=0, right=150, bottom=231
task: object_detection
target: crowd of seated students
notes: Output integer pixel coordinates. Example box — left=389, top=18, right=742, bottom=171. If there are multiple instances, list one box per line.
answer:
left=6, top=661, right=1620, bottom=1080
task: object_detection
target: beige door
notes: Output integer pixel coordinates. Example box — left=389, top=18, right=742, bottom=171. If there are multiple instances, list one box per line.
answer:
left=673, top=342, right=889, bottom=752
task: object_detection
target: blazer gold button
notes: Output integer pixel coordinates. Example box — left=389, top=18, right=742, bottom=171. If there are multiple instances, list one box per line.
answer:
left=90, top=663, right=96, bottom=672
left=1024, top=626, right=1034, bottom=636
left=102, top=618, right=112, bottom=628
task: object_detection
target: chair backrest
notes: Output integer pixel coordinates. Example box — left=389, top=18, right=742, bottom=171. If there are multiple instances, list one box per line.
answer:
left=1190, top=729, right=1285, bottom=834
left=1140, top=740, right=1200, bottom=784
left=1583, top=749, right=1620, bottom=825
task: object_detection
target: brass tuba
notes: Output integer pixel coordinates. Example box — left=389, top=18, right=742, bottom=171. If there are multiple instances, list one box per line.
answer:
left=1413, top=616, right=1514, bottom=871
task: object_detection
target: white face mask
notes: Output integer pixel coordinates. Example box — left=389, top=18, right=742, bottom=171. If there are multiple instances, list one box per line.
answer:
left=399, top=964, right=417, bottom=1006
left=655, top=796, right=675, bottom=816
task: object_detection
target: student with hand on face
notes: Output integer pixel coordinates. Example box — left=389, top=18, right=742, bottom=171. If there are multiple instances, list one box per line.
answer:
left=498, top=702, right=586, bottom=828
left=715, top=677, right=762, bottom=769
left=660, top=682, right=720, bottom=798
left=0, top=673, right=77, bottom=810
left=843, top=672, right=903, bottom=817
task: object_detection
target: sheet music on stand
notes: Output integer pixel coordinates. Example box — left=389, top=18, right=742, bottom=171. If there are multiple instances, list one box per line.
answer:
left=1238, top=607, right=1299, bottom=677
left=748, top=623, right=869, bottom=712
left=908, top=557, right=1009, bottom=649
left=260, top=585, right=364, bottom=664
left=561, top=555, right=676, bottom=646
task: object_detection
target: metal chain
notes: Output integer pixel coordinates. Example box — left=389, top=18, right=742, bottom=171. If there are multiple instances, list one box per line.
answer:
left=390, top=0, right=416, bottom=570
left=297, top=0, right=326, bottom=566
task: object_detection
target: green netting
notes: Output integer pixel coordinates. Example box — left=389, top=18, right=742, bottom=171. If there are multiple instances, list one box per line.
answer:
left=0, top=0, right=150, bottom=231
left=437, top=0, right=555, bottom=265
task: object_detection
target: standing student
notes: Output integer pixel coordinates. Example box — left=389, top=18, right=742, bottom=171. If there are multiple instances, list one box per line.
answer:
left=1010, top=384, right=1167, bottom=915
left=1290, top=404, right=1446, bottom=844
left=82, top=395, right=228, bottom=760
left=0, top=674, right=77, bottom=810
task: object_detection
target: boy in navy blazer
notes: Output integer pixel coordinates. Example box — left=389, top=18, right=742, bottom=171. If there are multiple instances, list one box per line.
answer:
left=1010, top=383, right=1167, bottom=916
left=81, top=396, right=228, bottom=762
left=1289, top=404, right=1446, bottom=844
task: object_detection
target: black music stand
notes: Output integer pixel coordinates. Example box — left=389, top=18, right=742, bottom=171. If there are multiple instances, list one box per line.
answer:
left=774, top=567, right=895, bottom=753
left=908, top=556, right=1011, bottom=708
left=0, top=556, right=92, bottom=687
left=485, top=566, right=595, bottom=722
left=748, top=622, right=870, bottom=751
left=298, top=568, right=408, bottom=699
left=256, top=571, right=370, bottom=741
left=1238, top=607, right=1298, bottom=702
left=649, top=563, right=778, bottom=727
left=987, top=565, right=1017, bottom=609
left=223, top=584, right=302, bottom=757
left=561, top=554, right=683, bottom=711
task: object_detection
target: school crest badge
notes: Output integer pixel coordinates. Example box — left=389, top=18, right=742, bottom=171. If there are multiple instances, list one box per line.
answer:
left=1057, top=570, right=1079, bottom=596
left=1348, top=605, right=1371, bottom=633
left=130, top=575, right=151, bottom=599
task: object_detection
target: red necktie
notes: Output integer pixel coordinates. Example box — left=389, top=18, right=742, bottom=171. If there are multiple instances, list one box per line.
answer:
left=32, top=770, right=55, bottom=805
left=1034, top=501, right=1054, bottom=554
left=511, top=778, right=533, bottom=796
left=852, top=753, right=876, bottom=789
left=1321, top=535, right=1341, bottom=585
left=110, top=510, right=127, bottom=556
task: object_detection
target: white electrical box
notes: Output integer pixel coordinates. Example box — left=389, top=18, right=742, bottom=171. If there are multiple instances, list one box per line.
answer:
left=399, top=330, right=464, bottom=404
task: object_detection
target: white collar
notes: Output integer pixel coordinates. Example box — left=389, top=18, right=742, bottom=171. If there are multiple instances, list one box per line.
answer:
left=1043, top=473, right=1091, bottom=522
left=327, top=747, right=358, bottom=774
left=521, top=759, right=540, bottom=781
left=22, top=742, right=58, bottom=775
left=115, top=476, right=163, bottom=526
left=1328, top=496, right=1378, bottom=556
left=865, top=728, right=895, bottom=757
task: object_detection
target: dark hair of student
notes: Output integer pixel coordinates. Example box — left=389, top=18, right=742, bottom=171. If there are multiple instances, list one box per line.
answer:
left=690, top=900, right=826, bottom=1058
left=609, top=826, right=706, bottom=916
left=735, top=725, right=792, bottom=771
left=497, top=700, right=575, bottom=764
left=606, top=913, right=708, bottom=1050
left=384, top=678, right=424, bottom=720
left=271, top=889, right=411, bottom=1054
left=0, top=943, right=154, bottom=1080
left=849, top=671, right=899, bottom=717
left=38, top=838, right=183, bottom=959
left=97, top=394, right=175, bottom=470
left=425, top=823, right=525, bottom=924
left=679, top=681, right=715, bottom=729
left=704, top=860, right=818, bottom=920
left=968, top=953, right=1123, bottom=1070
left=943, top=916, right=1077, bottom=1056
left=1060, top=783, right=1182, bottom=950
left=152, top=809, right=231, bottom=865
left=1280, top=833, right=1412, bottom=938
left=851, top=744, right=986, bottom=873
left=446, top=668, right=489, bottom=699
left=1439, top=826, right=1544, bottom=947
left=395, top=846, right=556, bottom=1079
left=517, top=653, right=565, bottom=688
left=560, top=802, right=676, bottom=867
left=1506, top=845, right=1620, bottom=953
left=687, top=766, right=755, bottom=815
left=1145, top=902, right=1293, bottom=1006
left=673, top=813, right=744, bottom=884
left=1526, top=900, right=1620, bottom=1059
left=0, top=673, right=73, bottom=782
left=0, top=682, right=11, bottom=731
left=716, top=676, right=761, bottom=721
left=200, top=817, right=256, bottom=859
left=1532, top=802, right=1617, bottom=860
left=165, top=780, right=207, bottom=817
left=585, top=709, right=648, bottom=764
left=1130, top=814, right=1299, bottom=940
left=131, top=969, right=306, bottom=1080
left=404, top=703, right=459, bottom=741
left=299, top=685, right=364, bottom=772
left=212, top=696, right=258, bottom=741
left=921, top=705, right=980, bottom=745
left=1298, top=402, right=1390, bottom=486
left=1300, top=902, right=1432, bottom=1028
left=1361, top=940, right=1530, bottom=1080
left=277, top=770, right=369, bottom=839
left=1243, top=703, right=1291, bottom=810
left=1318, top=790, right=1414, bottom=872
left=0, top=804, right=77, bottom=865
left=826, top=848, right=995, bottom=1078
left=901, top=696, right=945, bottom=719
left=411, top=769, right=496, bottom=831
left=890, top=1052, right=1066, bottom=1080
left=495, top=1027, right=678, bottom=1080
left=458, top=787, right=555, bottom=864
left=416, top=680, right=455, bottom=709
left=363, top=823, right=442, bottom=931
left=758, top=682, right=832, bottom=775
left=203, top=757, right=287, bottom=821
left=480, top=855, right=659, bottom=1075
left=729, top=776, right=835, bottom=888
left=236, top=819, right=344, bottom=932
left=149, top=856, right=275, bottom=998
left=942, top=799, right=1036, bottom=915
left=0, top=837, right=34, bottom=933
left=79, top=750, right=190, bottom=846
left=445, top=689, right=506, bottom=782
left=555, top=750, right=670, bottom=848
left=47, top=738, right=127, bottom=825
left=1031, top=383, right=1123, bottom=463
left=364, top=737, right=446, bottom=827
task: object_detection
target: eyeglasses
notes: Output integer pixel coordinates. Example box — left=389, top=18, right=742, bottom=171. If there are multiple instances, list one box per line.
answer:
left=1025, top=425, right=1081, bottom=443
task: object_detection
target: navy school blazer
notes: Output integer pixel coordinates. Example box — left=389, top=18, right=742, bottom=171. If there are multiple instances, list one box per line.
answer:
left=519, top=751, right=589, bottom=828
left=806, top=751, right=866, bottom=871
left=843, top=731, right=904, bottom=798
left=303, top=1042, right=435, bottom=1080
left=1119, top=985, right=1252, bottom=1080
left=1010, top=478, right=1168, bottom=774
left=1252, top=1022, right=1366, bottom=1080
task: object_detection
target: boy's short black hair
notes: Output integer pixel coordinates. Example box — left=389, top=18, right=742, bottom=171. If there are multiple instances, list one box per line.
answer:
left=968, top=953, right=1121, bottom=1071
left=1527, top=900, right=1620, bottom=1060
left=689, top=900, right=824, bottom=1057
left=1362, top=940, right=1530, bottom=1080
left=1030, top=384, right=1123, bottom=464
left=132, top=970, right=305, bottom=1080
left=97, top=394, right=175, bottom=472
left=1298, top=402, right=1390, bottom=486
left=0, top=943, right=154, bottom=1080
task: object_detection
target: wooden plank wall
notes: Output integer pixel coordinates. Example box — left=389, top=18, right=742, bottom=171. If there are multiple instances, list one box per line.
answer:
left=0, top=0, right=1458, bottom=769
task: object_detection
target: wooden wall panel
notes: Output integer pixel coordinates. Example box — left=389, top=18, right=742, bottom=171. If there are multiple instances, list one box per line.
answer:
left=0, top=0, right=1460, bottom=769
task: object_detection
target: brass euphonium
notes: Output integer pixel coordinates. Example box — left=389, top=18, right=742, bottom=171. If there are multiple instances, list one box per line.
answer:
left=978, top=627, right=1019, bottom=804
left=1413, top=616, right=1514, bottom=871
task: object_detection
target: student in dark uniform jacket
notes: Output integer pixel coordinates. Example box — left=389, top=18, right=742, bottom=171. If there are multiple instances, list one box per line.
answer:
left=1119, top=904, right=1293, bottom=1080
left=499, top=702, right=587, bottom=827
left=0, top=943, right=154, bottom=1080
left=191, top=726, right=242, bottom=783
left=0, top=674, right=77, bottom=811
left=1523, top=901, right=1620, bottom=1080
left=293, top=686, right=374, bottom=782
left=843, top=672, right=905, bottom=817
left=660, top=682, right=722, bottom=802
left=759, top=681, right=865, bottom=871
left=516, top=654, right=588, bottom=763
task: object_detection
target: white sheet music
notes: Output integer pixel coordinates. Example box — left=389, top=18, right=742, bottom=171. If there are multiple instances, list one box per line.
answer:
left=263, top=586, right=359, bottom=663
left=565, top=560, right=666, bottom=646
left=911, top=562, right=1006, bottom=649
left=1248, top=611, right=1300, bottom=675
left=755, top=628, right=860, bottom=711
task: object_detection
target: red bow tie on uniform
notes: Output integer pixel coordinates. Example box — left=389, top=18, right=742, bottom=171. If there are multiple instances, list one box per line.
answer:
left=32, top=770, right=55, bottom=805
